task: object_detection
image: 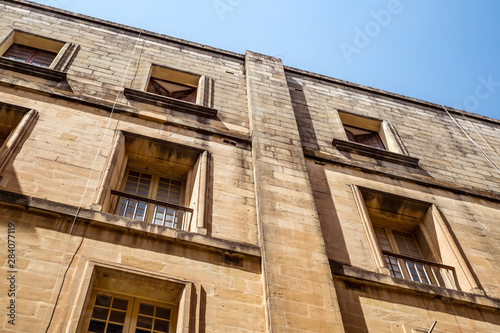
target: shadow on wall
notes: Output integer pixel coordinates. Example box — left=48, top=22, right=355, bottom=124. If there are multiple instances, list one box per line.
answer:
left=287, top=76, right=368, bottom=331
left=0, top=102, right=38, bottom=196
left=332, top=277, right=500, bottom=332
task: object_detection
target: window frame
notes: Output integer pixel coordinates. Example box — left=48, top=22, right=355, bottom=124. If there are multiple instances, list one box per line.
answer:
left=147, top=76, right=198, bottom=104
left=3, top=43, right=58, bottom=67
left=83, top=289, right=178, bottom=333
left=123, top=64, right=217, bottom=118
left=333, top=110, right=419, bottom=168
left=343, top=124, right=386, bottom=150
left=0, top=102, right=38, bottom=176
left=0, top=30, right=77, bottom=80
left=114, top=168, right=189, bottom=228
left=94, top=131, right=210, bottom=234
left=351, top=185, right=482, bottom=293
left=73, top=264, right=195, bottom=333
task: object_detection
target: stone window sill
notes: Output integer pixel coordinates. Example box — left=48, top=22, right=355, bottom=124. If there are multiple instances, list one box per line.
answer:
left=333, top=138, right=419, bottom=168
left=124, top=87, right=218, bottom=119
left=329, top=260, right=496, bottom=309
left=0, top=57, right=66, bottom=81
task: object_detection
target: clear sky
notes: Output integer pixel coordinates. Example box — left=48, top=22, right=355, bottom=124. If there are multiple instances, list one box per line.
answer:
left=31, top=0, right=500, bottom=120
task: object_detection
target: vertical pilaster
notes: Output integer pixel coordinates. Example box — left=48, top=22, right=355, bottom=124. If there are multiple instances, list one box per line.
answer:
left=246, top=51, right=345, bottom=332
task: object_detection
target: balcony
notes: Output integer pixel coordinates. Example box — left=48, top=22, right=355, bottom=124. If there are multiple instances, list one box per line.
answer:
left=111, top=190, right=193, bottom=230
left=382, top=251, right=458, bottom=290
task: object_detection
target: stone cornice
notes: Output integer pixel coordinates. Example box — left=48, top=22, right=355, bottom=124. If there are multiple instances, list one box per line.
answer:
left=0, top=189, right=261, bottom=260
left=304, top=147, right=500, bottom=203
left=330, top=259, right=500, bottom=312
left=0, top=80, right=252, bottom=146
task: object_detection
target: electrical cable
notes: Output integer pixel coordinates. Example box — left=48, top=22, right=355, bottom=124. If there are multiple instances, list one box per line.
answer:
left=39, top=30, right=143, bottom=333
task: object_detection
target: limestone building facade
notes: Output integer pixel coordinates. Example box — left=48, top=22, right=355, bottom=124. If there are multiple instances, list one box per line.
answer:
left=1, top=1, right=500, bottom=332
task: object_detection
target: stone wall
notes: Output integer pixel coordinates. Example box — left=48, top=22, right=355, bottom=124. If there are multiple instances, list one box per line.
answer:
left=0, top=1, right=499, bottom=332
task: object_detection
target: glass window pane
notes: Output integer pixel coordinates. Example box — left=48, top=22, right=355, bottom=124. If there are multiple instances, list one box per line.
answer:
left=106, top=323, right=124, bottom=333
left=112, top=298, right=128, bottom=311
left=92, top=307, right=109, bottom=320
left=156, top=307, right=171, bottom=320
left=154, top=318, right=170, bottom=333
left=109, top=310, right=126, bottom=324
left=374, top=226, right=393, bottom=252
left=136, top=315, right=153, bottom=329
left=88, top=320, right=106, bottom=333
left=95, top=294, right=112, bottom=307
left=139, top=303, right=155, bottom=316
left=129, top=170, right=140, bottom=177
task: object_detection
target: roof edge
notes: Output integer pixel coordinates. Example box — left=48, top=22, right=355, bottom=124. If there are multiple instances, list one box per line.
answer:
left=1, top=0, right=245, bottom=60
left=285, top=65, right=500, bottom=125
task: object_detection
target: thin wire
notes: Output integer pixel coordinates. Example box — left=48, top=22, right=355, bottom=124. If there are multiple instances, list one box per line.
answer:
left=427, top=321, right=438, bottom=333
left=457, top=108, right=500, bottom=165
left=39, top=30, right=143, bottom=333
left=442, top=105, right=500, bottom=175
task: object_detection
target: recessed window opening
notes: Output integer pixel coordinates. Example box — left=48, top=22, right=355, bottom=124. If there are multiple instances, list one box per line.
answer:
left=147, top=77, right=197, bottom=103
left=344, top=124, right=385, bottom=150
left=86, top=291, right=175, bottom=333
left=3, top=43, right=57, bottom=67
left=78, top=267, right=189, bottom=333
left=98, top=132, right=208, bottom=233
left=146, top=65, right=200, bottom=104
left=356, top=187, right=462, bottom=290
left=115, top=168, right=186, bottom=228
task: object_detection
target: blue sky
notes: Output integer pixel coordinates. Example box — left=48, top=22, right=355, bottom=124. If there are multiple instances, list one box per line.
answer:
left=32, top=0, right=500, bottom=120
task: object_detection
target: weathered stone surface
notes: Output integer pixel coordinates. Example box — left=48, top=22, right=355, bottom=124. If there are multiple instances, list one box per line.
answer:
left=0, top=1, right=499, bottom=332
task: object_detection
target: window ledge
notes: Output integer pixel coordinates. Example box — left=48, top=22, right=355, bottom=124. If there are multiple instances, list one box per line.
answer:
left=124, top=87, right=218, bottom=119
left=0, top=189, right=260, bottom=259
left=0, top=57, right=66, bottom=81
left=328, top=260, right=500, bottom=310
left=333, top=138, right=419, bottom=168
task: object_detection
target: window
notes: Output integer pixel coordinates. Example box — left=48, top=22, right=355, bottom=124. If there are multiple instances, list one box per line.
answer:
left=123, top=65, right=217, bottom=118
left=145, top=65, right=201, bottom=104
left=114, top=169, right=186, bottom=228
left=332, top=111, right=419, bottom=168
left=352, top=186, right=482, bottom=293
left=147, top=77, right=197, bottom=103
left=0, top=30, right=77, bottom=80
left=94, top=132, right=209, bottom=233
left=3, top=43, right=57, bottom=68
left=337, top=111, right=388, bottom=150
left=344, top=125, right=385, bottom=150
left=85, top=291, right=176, bottom=333
left=374, top=226, right=456, bottom=288
left=77, top=266, right=194, bottom=333
left=0, top=102, right=37, bottom=175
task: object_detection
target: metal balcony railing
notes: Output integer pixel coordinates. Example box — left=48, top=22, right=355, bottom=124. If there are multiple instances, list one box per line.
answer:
left=382, top=251, right=458, bottom=290
left=111, top=190, right=193, bottom=230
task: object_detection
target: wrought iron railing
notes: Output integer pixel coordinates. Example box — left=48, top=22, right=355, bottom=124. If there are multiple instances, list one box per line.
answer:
left=382, top=251, right=458, bottom=290
left=111, top=190, right=193, bottom=230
